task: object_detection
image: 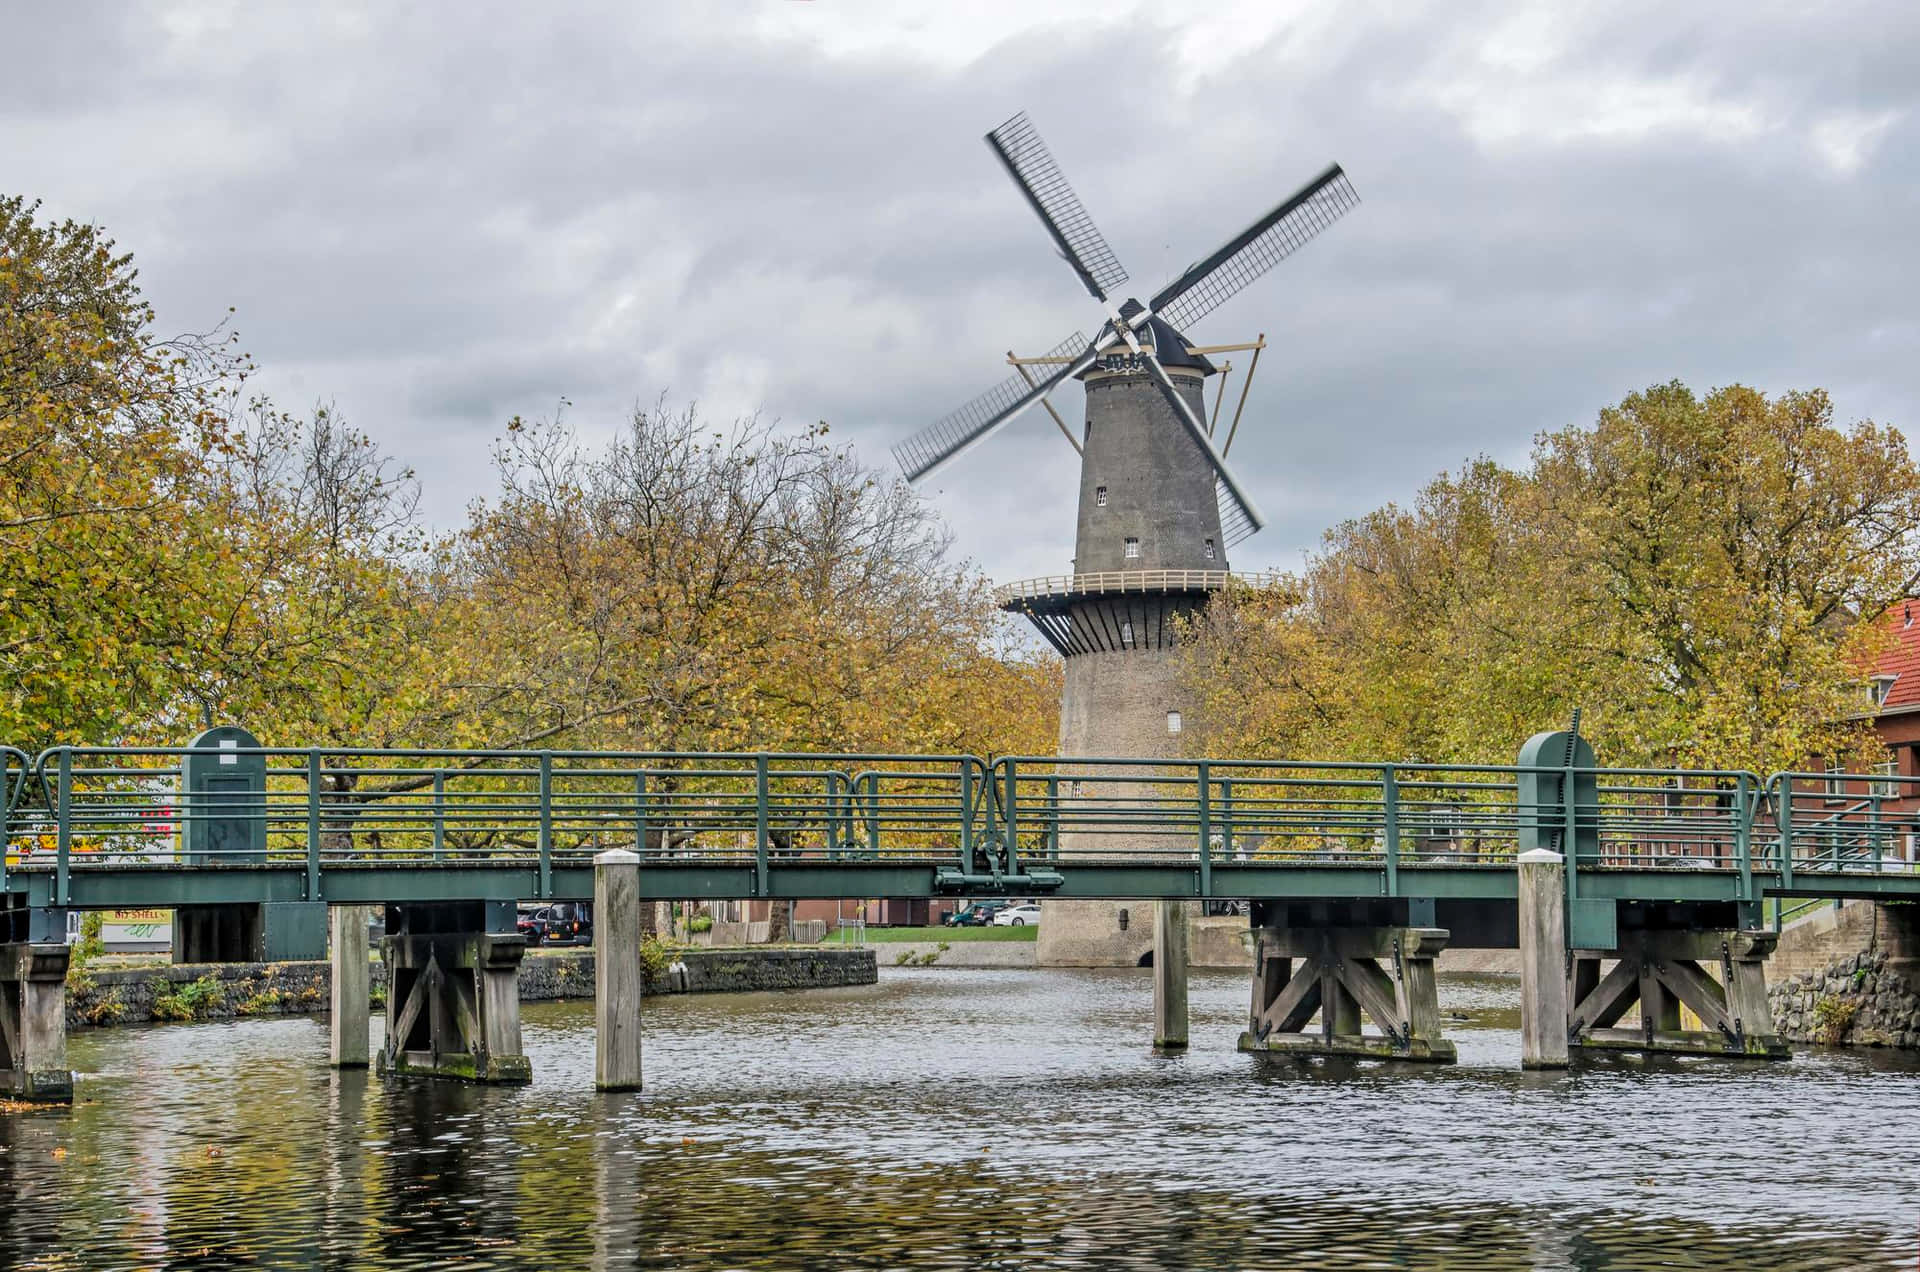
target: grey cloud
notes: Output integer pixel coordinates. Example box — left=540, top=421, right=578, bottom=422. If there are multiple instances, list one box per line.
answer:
left=4, top=0, right=1916, bottom=586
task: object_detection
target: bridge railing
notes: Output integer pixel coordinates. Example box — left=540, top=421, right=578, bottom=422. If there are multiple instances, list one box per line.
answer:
left=8, top=744, right=1918, bottom=901
left=989, top=757, right=1533, bottom=877
left=7, top=746, right=994, bottom=901
left=0, top=746, right=36, bottom=891
left=1577, top=770, right=1756, bottom=872
left=1761, top=772, right=1920, bottom=887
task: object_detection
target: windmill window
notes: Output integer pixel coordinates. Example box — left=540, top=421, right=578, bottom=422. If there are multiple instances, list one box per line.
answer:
left=1120, top=619, right=1135, bottom=648
left=1123, top=537, right=1140, bottom=559
left=1204, top=538, right=1215, bottom=560
left=1166, top=710, right=1183, bottom=734
left=1096, top=486, right=1108, bottom=506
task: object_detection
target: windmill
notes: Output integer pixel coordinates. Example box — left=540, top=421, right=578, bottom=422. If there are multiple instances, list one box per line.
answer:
left=892, top=112, right=1359, bottom=966
left=892, top=110, right=1358, bottom=548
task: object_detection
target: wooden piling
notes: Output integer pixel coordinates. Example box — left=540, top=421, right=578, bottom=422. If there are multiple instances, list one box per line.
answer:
left=1153, top=899, right=1189, bottom=1050
left=1517, top=848, right=1570, bottom=1069
left=595, top=849, right=644, bottom=1090
left=328, top=904, right=371, bottom=1068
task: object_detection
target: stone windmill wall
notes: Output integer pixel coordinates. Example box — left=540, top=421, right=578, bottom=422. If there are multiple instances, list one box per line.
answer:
left=1000, top=337, right=1229, bottom=967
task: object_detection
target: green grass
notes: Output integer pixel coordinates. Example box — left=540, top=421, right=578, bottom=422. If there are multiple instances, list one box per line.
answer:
left=825, top=924, right=1037, bottom=944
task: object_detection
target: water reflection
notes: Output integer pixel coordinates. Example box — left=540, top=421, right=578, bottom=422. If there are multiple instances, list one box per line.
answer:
left=0, top=969, right=1911, bottom=1269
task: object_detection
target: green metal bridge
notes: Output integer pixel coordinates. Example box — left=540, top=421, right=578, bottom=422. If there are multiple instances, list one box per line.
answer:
left=5, top=740, right=1920, bottom=934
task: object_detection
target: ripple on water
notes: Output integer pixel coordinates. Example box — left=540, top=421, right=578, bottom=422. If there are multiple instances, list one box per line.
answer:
left=0, top=968, right=1913, bottom=1269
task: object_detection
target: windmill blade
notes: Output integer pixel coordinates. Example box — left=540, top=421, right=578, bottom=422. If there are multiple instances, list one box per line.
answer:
left=1215, top=480, right=1260, bottom=547
left=986, top=112, right=1129, bottom=303
left=893, top=332, right=1098, bottom=482
left=1138, top=351, right=1266, bottom=537
left=1148, top=164, right=1358, bottom=335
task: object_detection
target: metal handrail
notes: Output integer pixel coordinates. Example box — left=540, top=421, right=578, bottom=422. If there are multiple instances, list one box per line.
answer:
left=7, top=744, right=1920, bottom=903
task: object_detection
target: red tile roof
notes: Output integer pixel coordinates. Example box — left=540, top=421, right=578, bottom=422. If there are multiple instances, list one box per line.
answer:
left=1873, top=601, right=1920, bottom=711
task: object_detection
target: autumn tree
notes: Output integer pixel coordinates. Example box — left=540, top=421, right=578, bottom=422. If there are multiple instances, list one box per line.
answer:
left=160, top=401, right=439, bottom=744
left=1182, top=383, right=1920, bottom=775
left=0, top=196, right=241, bottom=745
left=450, top=400, right=1058, bottom=760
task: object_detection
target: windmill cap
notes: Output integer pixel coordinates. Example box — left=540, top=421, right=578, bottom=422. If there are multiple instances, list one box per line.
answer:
left=1081, top=301, right=1215, bottom=375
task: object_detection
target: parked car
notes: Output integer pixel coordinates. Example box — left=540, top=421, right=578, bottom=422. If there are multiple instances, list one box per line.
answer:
left=943, top=901, right=1006, bottom=927
left=515, top=902, right=593, bottom=946
left=542, top=901, right=593, bottom=946
left=516, top=905, right=553, bottom=943
left=993, top=903, right=1043, bottom=927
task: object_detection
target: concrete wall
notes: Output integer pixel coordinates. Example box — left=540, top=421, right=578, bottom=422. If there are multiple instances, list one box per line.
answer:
left=870, top=941, right=1038, bottom=969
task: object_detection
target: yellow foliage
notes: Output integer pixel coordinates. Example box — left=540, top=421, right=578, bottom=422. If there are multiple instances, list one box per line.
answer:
left=1182, top=382, right=1918, bottom=775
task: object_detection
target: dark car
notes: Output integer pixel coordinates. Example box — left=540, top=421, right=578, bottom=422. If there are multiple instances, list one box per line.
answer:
left=515, top=902, right=592, bottom=946
left=516, top=905, right=553, bottom=944
left=541, top=901, right=593, bottom=946
left=944, top=901, right=1006, bottom=927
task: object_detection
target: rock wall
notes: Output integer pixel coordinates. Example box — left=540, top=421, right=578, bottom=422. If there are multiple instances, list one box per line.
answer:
left=1770, top=948, right=1920, bottom=1047
left=68, top=960, right=331, bottom=1029
left=1767, top=903, right=1920, bottom=1047
left=520, top=948, right=877, bottom=998
left=67, top=947, right=878, bottom=1028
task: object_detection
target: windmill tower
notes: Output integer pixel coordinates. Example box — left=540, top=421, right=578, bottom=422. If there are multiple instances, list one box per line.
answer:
left=893, top=112, right=1358, bottom=966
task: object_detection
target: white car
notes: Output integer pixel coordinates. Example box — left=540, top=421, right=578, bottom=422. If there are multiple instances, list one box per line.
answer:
left=993, top=903, right=1042, bottom=927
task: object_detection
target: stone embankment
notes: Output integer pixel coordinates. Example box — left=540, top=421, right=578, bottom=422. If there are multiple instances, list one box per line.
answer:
left=1765, top=901, right=1919, bottom=1048
left=66, top=946, right=876, bottom=1028
left=1770, top=947, right=1919, bottom=1047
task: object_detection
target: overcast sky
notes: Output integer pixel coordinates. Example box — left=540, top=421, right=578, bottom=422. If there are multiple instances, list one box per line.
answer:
left=7, top=1, right=1917, bottom=582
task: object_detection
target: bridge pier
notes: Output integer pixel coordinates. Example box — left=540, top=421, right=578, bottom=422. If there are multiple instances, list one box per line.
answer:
left=594, top=850, right=644, bottom=1091
left=376, top=902, right=531, bottom=1084
left=1517, top=849, right=1570, bottom=1069
left=329, top=905, right=372, bottom=1069
left=1238, top=901, right=1455, bottom=1062
left=1152, top=899, right=1190, bottom=1049
left=0, top=937, right=71, bottom=1102
left=1568, top=904, right=1787, bottom=1059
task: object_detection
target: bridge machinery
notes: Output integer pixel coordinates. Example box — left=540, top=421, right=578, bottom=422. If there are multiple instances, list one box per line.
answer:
left=8, top=730, right=1920, bottom=1100
left=889, top=112, right=1362, bottom=1020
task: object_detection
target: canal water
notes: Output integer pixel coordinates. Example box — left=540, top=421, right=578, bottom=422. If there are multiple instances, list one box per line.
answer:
left=1, top=968, right=1916, bottom=1270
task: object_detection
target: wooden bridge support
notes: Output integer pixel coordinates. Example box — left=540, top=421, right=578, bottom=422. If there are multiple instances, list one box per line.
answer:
left=1517, top=849, right=1570, bottom=1069
left=0, top=940, right=71, bottom=1102
left=329, top=905, right=372, bottom=1069
left=1238, top=902, right=1455, bottom=1062
left=376, top=902, right=531, bottom=1084
left=1153, top=899, right=1190, bottom=1049
left=1569, top=923, right=1788, bottom=1059
left=595, top=850, right=644, bottom=1091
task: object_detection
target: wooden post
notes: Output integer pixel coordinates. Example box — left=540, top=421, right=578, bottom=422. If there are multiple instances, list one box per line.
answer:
left=1517, top=848, right=1570, bottom=1069
left=1153, top=899, right=1189, bottom=1049
left=0, top=941, right=71, bottom=1102
left=595, top=849, right=644, bottom=1091
left=329, top=905, right=371, bottom=1068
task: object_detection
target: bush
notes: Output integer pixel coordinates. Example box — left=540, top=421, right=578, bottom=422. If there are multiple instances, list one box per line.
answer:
left=689, top=914, right=713, bottom=933
left=639, top=936, right=671, bottom=983
left=1813, top=996, right=1858, bottom=1045
left=151, top=974, right=226, bottom=1022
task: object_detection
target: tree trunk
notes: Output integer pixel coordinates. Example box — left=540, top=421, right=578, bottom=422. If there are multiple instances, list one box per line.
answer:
left=767, top=900, right=792, bottom=944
